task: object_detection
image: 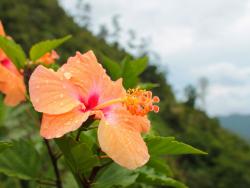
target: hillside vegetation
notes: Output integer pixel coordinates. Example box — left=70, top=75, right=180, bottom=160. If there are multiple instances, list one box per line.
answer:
left=1, top=0, right=250, bottom=187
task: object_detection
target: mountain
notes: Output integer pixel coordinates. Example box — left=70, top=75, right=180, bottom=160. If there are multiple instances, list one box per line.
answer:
left=219, top=114, right=250, bottom=141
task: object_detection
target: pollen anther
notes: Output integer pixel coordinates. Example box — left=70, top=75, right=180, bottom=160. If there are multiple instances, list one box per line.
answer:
left=124, top=88, right=160, bottom=116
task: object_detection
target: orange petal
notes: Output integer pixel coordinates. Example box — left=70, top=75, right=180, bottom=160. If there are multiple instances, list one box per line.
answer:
left=0, top=21, right=6, bottom=36
left=51, top=50, right=59, bottom=59
left=41, top=108, right=90, bottom=139
left=107, top=107, right=150, bottom=133
left=0, top=49, right=6, bottom=61
left=37, top=50, right=59, bottom=65
left=58, top=51, right=126, bottom=102
left=99, top=78, right=126, bottom=104
left=0, top=64, right=26, bottom=106
left=97, top=108, right=150, bottom=169
left=1, top=58, right=21, bottom=76
left=29, top=65, right=81, bottom=114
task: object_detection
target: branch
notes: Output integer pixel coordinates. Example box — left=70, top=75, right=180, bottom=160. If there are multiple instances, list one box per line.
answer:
left=88, top=166, right=101, bottom=183
left=25, top=107, right=62, bottom=187
left=55, top=152, right=63, bottom=161
left=36, top=179, right=57, bottom=187
left=75, top=116, right=96, bottom=141
left=44, top=139, right=63, bottom=188
left=76, top=129, right=82, bottom=141
left=79, top=174, right=91, bottom=188
left=88, top=161, right=113, bottom=184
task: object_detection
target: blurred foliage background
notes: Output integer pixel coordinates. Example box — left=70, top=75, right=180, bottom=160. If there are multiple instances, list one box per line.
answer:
left=0, top=0, right=250, bottom=187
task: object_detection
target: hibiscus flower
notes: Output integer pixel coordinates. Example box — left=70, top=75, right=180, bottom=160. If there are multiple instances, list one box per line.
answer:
left=0, top=21, right=26, bottom=106
left=29, top=51, right=159, bottom=169
left=36, top=50, right=59, bottom=65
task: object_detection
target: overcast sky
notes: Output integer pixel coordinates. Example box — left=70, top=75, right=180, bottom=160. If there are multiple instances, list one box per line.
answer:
left=60, top=0, right=250, bottom=116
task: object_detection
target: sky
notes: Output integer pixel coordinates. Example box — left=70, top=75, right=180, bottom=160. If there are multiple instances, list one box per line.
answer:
left=60, top=0, right=250, bottom=116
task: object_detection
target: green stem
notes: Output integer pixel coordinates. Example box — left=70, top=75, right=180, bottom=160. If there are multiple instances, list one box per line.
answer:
left=25, top=107, right=62, bottom=188
left=88, top=161, right=113, bottom=184
left=75, top=116, right=96, bottom=141
left=44, top=139, right=63, bottom=188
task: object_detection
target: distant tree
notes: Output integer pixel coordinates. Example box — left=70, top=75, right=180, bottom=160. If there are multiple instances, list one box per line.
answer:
left=137, top=37, right=151, bottom=57
left=111, top=14, right=121, bottom=41
left=126, top=29, right=151, bottom=57
left=197, top=77, right=209, bottom=110
left=127, top=29, right=136, bottom=49
left=97, top=24, right=109, bottom=40
left=75, top=0, right=92, bottom=29
left=184, top=85, right=197, bottom=108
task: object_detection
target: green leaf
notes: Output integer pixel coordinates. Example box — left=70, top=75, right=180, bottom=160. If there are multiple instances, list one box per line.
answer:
left=29, top=35, right=71, bottom=61
left=120, top=56, right=132, bottom=69
left=137, top=167, right=188, bottom=188
left=145, top=136, right=207, bottom=156
left=127, top=183, right=154, bottom=188
left=138, top=82, right=160, bottom=90
left=122, top=63, right=137, bottom=88
left=79, top=128, right=99, bottom=152
left=124, top=75, right=139, bottom=89
left=0, top=36, right=27, bottom=68
left=122, top=56, right=148, bottom=89
left=0, top=140, right=42, bottom=180
left=130, top=57, right=148, bottom=76
left=93, top=163, right=138, bottom=188
left=147, top=157, right=173, bottom=177
left=48, top=62, right=60, bottom=70
left=0, top=141, right=12, bottom=153
left=0, top=95, right=8, bottom=126
left=0, top=102, right=39, bottom=140
left=72, top=143, right=100, bottom=176
left=55, top=136, right=100, bottom=177
left=102, top=55, right=122, bottom=80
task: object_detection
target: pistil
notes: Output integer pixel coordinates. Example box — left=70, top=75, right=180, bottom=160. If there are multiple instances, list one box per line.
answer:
left=93, top=88, right=160, bottom=116
left=93, top=98, right=125, bottom=110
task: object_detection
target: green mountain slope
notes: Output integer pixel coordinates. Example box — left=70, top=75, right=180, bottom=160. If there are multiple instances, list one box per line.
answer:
left=1, top=0, right=250, bottom=188
left=219, top=114, right=250, bottom=141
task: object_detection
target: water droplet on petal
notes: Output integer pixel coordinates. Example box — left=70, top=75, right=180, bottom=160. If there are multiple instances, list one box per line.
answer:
left=64, top=72, right=72, bottom=80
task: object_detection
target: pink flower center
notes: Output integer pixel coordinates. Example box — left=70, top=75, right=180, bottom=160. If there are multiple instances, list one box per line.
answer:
left=0, top=58, right=21, bottom=76
left=86, top=93, right=99, bottom=110
left=1, top=58, right=11, bottom=68
left=79, top=93, right=100, bottom=112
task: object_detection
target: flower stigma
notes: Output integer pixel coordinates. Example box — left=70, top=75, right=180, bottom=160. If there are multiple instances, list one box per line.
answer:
left=93, top=88, right=160, bottom=116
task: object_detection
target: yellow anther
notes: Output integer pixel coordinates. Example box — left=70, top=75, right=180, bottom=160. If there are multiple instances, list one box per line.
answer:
left=124, top=88, right=160, bottom=116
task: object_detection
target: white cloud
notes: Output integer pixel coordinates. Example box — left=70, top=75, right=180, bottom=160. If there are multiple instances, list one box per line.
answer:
left=207, top=84, right=250, bottom=115
left=60, top=0, right=250, bottom=115
left=190, top=62, right=250, bottom=115
left=191, top=63, right=250, bottom=85
left=152, top=26, right=194, bottom=56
